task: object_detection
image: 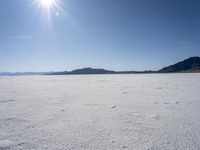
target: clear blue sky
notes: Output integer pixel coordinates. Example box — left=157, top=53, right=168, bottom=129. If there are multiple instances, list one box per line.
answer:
left=0, top=0, right=200, bottom=72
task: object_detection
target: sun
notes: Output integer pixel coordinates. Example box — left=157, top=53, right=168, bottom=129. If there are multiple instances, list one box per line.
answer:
left=41, top=0, right=54, bottom=7
left=37, top=0, right=56, bottom=8
left=34, top=0, right=63, bottom=25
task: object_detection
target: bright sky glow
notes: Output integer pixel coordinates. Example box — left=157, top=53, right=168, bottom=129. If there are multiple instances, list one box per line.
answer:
left=37, top=0, right=56, bottom=9
left=34, top=0, right=61, bottom=26
left=35, top=0, right=60, bottom=16
left=40, top=0, right=54, bottom=7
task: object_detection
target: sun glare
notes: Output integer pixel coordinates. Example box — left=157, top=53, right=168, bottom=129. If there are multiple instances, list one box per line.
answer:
left=36, top=0, right=57, bottom=9
left=34, top=0, right=61, bottom=19
left=41, top=0, right=54, bottom=7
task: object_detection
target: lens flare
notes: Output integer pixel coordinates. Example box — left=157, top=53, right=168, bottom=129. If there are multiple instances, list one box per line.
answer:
left=33, top=0, right=60, bottom=25
left=33, top=0, right=84, bottom=34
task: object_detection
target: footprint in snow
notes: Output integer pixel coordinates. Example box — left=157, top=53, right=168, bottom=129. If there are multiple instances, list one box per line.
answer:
left=110, top=105, right=117, bottom=109
left=0, top=99, right=15, bottom=104
left=175, top=101, right=180, bottom=104
left=122, top=92, right=128, bottom=94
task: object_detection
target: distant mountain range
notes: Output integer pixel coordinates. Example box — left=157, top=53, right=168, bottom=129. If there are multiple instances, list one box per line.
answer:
left=0, top=72, right=51, bottom=76
left=0, top=56, right=200, bottom=76
left=49, top=68, right=116, bottom=75
left=159, top=57, right=200, bottom=73
left=48, top=67, right=156, bottom=75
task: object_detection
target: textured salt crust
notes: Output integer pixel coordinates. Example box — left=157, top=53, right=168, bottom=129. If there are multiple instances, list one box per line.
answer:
left=0, top=73, right=200, bottom=150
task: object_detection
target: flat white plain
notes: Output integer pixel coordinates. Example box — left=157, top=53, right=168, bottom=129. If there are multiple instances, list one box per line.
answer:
left=0, top=73, right=200, bottom=150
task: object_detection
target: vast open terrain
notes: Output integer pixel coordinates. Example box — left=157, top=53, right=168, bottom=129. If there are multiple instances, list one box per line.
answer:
left=0, top=74, right=200, bottom=150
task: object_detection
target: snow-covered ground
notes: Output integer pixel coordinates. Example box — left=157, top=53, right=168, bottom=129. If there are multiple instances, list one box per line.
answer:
left=0, top=74, right=200, bottom=150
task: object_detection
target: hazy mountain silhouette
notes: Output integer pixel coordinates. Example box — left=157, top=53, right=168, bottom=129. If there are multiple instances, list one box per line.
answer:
left=159, top=57, right=200, bottom=73
left=51, top=67, right=116, bottom=75
left=50, top=67, right=156, bottom=75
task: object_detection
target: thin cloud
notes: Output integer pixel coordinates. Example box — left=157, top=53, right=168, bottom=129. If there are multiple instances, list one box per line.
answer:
left=9, top=33, right=38, bottom=40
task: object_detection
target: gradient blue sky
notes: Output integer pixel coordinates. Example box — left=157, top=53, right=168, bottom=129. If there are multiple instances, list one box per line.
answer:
left=1, top=0, right=200, bottom=71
